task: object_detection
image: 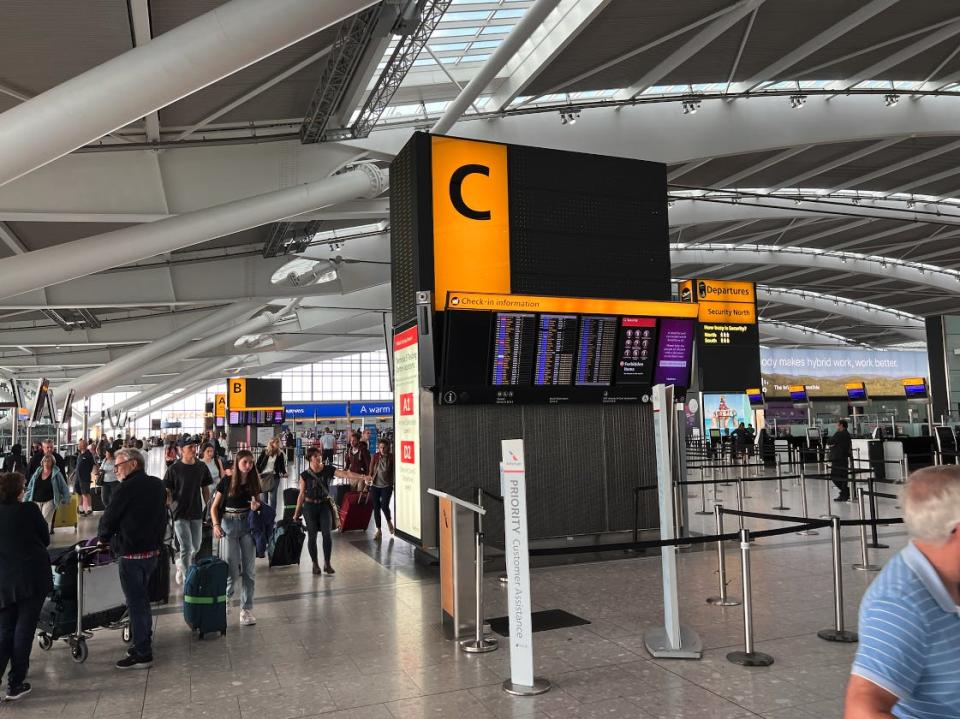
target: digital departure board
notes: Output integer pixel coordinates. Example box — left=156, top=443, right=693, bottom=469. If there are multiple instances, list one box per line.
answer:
left=616, top=317, right=657, bottom=385
left=228, top=409, right=285, bottom=425
left=438, top=295, right=698, bottom=405
left=534, top=315, right=578, bottom=385
left=492, top=313, right=536, bottom=386
left=576, top=316, right=618, bottom=386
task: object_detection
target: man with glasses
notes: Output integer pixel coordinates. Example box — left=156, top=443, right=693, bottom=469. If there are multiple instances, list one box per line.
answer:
left=97, top=449, right=166, bottom=670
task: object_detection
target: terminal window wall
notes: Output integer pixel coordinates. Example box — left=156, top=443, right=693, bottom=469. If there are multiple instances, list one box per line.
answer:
left=86, top=350, right=392, bottom=437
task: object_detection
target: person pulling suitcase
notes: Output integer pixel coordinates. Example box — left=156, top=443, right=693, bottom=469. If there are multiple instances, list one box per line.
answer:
left=292, top=448, right=335, bottom=576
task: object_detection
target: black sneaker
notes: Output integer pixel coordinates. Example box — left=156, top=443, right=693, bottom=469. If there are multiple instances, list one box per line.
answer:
left=116, top=654, right=153, bottom=670
left=4, top=683, right=32, bottom=701
left=834, top=495, right=849, bottom=502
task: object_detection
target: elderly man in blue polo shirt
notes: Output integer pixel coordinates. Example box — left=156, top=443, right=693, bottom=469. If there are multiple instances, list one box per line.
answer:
left=845, top=465, right=960, bottom=718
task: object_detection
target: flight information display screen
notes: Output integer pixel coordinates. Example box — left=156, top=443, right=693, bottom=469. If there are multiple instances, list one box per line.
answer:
left=228, top=409, right=285, bottom=425
left=491, top=313, right=537, bottom=386
left=534, top=314, right=578, bottom=385
left=440, top=308, right=696, bottom=405
left=575, top=316, right=618, bottom=386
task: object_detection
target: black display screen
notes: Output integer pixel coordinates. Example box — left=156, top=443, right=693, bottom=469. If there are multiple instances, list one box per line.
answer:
left=440, top=309, right=694, bottom=405
left=228, top=409, right=285, bottom=425
left=697, top=320, right=761, bottom=392
left=491, top=313, right=536, bottom=386
left=575, top=316, right=618, bottom=386
left=534, top=315, right=578, bottom=385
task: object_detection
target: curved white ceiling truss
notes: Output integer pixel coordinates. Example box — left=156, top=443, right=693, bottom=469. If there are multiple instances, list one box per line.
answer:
left=672, top=243, right=960, bottom=295
left=759, top=319, right=869, bottom=348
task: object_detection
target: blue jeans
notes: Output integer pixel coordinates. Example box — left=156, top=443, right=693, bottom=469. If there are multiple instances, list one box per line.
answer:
left=118, top=556, right=158, bottom=658
left=173, top=519, right=202, bottom=578
left=0, top=593, right=44, bottom=689
left=260, top=484, right=279, bottom=509
left=221, top=515, right=256, bottom=611
left=371, top=485, right=393, bottom=529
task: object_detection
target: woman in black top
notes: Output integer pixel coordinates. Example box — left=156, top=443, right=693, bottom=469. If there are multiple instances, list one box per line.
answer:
left=209, top=450, right=261, bottom=627
left=0, top=472, right=53, bottom=702
left=293, top=448, right=335, bottom=576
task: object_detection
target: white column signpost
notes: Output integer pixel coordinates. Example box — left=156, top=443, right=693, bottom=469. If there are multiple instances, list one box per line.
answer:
left=500, top=439, right=550, bottom=696
left=643, top=384, right=703, bottom=659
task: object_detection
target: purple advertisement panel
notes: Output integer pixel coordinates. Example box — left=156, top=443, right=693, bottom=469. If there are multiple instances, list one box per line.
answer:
left=653, top=318, right=695, bottom=387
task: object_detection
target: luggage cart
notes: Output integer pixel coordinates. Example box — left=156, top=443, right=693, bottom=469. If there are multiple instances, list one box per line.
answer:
left=37, top=542, right=130, bottom=663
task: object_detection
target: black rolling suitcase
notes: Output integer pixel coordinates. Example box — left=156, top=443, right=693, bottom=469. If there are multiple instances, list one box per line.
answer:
left=268, top=520, right=305, bottom=567
left=282, top=487, right=299, bottom=521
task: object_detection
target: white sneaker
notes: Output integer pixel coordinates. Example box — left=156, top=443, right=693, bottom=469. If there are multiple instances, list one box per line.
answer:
left=175, top=567, right=183, bottom=586
left=239, top=609, right=256, bottom=626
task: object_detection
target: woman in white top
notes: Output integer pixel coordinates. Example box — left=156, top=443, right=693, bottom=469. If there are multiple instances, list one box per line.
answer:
left=200, top=443, right=224, bottom=485
left=98, top=448, right=119, bottom=507
left=255, top=438, right=286, bottom=508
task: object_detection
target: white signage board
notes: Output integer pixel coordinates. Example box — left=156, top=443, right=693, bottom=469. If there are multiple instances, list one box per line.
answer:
left=501, top=439, right=534, bottom=688
left=394, top=326, right=421, bottom=541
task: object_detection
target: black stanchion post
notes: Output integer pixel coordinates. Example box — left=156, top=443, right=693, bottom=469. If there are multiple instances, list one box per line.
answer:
left=817, top=516, right=859, bottom=643
left=853, top=487, right=880, bottom=573
left=726, top=528, right=774, bottom=666
left=633, top=488, right=640, bottom=545
left=707, top=505, right=740, bottom=607
left=865, top=472, right=889, bottom=550
left=796, top=462, right=818, bottom=536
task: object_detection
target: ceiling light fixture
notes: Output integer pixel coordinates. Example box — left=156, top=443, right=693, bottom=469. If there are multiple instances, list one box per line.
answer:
left=789, top=94, right=806, bottom=109
left=884, top=93, right=900, bottom=107
left=559, top=109, right=580, bottom=125
left=681, top=98, right=701, bottom=115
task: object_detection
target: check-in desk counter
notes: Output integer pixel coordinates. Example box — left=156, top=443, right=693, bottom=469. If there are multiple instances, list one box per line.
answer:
left=899, top=436, right=936, bottom=471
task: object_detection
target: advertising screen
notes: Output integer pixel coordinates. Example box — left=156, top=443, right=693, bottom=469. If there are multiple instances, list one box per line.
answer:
left=394, top=325, right=422, bottom=542
left=703, top=393, right=752, bottom=434
left=653, top=318, right=695, bottom=387
left=762, top=348, right=928, bottom=397
left=615, top=317, right=657, bottom=385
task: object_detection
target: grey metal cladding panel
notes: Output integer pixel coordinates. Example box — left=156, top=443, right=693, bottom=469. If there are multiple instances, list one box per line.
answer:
left=390, top=141, right=418, bottom=325
left=519, top=404, right=608, bottom=538
left=603, top=403, right=660, bottom=531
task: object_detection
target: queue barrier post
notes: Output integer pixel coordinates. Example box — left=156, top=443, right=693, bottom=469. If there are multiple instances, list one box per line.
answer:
left=695, top=473, right=711, bottom=516
left=817, top=516, right=859, bottom=643
left=852, top=488, right=881, bottom=573
left=735, top=479, right=745, bottom=530
left=795, top=463, right=818, bottom=536
left=820, top=469, right=834, bottom=520
left=739, top=460, right=752, bottom=499
left=726, top=528, right=774, bottom=667
left=707, top=504, right=740, bottom=607
left=865, top=472, right=889, bottom=550
left=460, top=489, right=498, bottom=654
left=772, top=471, right=789, bottom=511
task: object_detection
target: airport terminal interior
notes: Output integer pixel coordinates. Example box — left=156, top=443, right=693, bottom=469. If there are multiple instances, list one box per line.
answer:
left=3, top=1, right=960, bottom=717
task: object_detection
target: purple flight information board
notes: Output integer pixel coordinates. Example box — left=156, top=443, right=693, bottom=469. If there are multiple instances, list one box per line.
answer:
left=653, top=318, right=695, bottom=387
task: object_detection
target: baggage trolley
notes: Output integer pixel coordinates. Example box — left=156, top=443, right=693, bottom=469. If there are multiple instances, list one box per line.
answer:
left=36, top=542, right=130, bottom=663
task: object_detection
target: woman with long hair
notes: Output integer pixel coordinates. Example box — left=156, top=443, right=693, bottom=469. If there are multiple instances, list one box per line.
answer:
left=208, top=450, right=261, bottom=626
left=367, top=439, right=395, bottom=540
left=255, top=437, right=286, bottom=508
left=24, top=455, right=69, bottom=532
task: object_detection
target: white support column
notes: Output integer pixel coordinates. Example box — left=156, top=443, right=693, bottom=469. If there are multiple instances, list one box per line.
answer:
left=0, top=0, right=377, bottom=187
left=614, top=0, right=765, bottom=101
left=0, top=165, right=387, bottom=301
left=431, top=0, right=563, bottom=135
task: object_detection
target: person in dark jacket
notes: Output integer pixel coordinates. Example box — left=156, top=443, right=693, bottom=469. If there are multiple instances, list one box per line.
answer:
left=75, top=439, right=95, bottom=516
left=1, top=444, right=25, bottom=474
left=0, top=472, right=53, bottom=702
left=830, top=419, right=853, bottom=501
left=97, top=449, right=166, bottom=670
left=25, top=440, right=64, bottom=483
left=255, top=438, right=286, bottom=509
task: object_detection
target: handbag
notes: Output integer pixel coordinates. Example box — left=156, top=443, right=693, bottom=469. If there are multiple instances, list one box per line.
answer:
left=325, top=497, right=341, bottom=530
left=260, top=471, right=277, bottom=493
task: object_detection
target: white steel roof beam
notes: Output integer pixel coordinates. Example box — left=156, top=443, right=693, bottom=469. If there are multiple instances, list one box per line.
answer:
left=711, top=145, right=814, bottom=188
left=614, top=0, right=765, bottom=101
left=432, top=0, right=563, bottom=135
left=0, top=165, right=387, bottom=301
left=768, top=137, right=906, bottom=192
left=738, top=0, right=900, bottom=91
left=128, top=0, right=160, bottom=143
left=829, top=20, right=960, bottom=91
left=0, top=0, right=377, bottom=187
left=489, top=0, right=614, bottom=112
left=823, top=138, right=960, bottom=193
left=0, top=222, right=26, bottom=255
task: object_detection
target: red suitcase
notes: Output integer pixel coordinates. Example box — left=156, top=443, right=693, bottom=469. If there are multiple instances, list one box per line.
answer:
left=338, top=490, right=374, bottom=532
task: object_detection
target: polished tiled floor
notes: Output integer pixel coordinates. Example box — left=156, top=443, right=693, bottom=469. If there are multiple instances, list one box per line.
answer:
left=5, top=454, right=905, bottom=718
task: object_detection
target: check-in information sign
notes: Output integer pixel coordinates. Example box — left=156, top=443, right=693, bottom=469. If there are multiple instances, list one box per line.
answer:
left=394, top=326, right=421, bottom=541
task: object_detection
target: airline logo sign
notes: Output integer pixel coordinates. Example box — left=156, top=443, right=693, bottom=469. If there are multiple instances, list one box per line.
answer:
left=214, top=393, right=226, bottom=418
left=431, top=136, right=511, bottom=310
